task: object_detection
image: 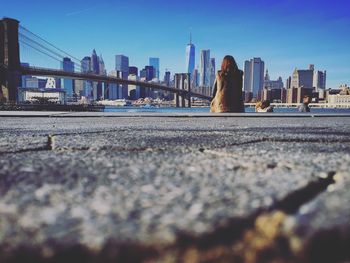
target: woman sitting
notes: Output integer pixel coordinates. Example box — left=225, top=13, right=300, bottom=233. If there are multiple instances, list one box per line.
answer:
left=210, top=55, right=244, bottom=113
left=256, top=100, right=274, bottom=112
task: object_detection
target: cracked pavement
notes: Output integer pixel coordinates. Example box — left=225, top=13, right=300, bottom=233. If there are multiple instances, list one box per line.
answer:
left=0, top=113, right=349, bottom=262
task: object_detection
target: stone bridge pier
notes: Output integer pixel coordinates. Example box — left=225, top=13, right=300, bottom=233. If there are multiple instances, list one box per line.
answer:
left=174, top=73, right=191, bottom=108
left=0, top=18, right=21, bottom=103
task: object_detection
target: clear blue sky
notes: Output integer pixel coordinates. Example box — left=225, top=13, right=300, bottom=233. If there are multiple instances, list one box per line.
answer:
left=3, top=0, right=350, bottom=88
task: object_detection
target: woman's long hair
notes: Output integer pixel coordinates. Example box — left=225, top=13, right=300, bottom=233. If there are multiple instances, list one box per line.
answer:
left=219, top=55, right=238, bottom=79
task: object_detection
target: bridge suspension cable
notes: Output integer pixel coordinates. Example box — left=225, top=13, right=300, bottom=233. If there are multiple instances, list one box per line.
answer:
left=19, top=41, right=83, bottom=72
left=19, top=25, right=82, bottom=64
left=19, top=39, right=65, bottom=65
left=19, top=25, right=83, bottom=72
left=19, top=33, right=77, bottom=64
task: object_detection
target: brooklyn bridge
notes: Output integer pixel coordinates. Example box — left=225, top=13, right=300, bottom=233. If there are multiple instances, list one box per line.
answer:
left=0, top=17, right=211, bottom=107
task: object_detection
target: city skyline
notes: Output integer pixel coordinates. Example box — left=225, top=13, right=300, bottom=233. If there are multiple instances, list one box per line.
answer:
left=3, top=0, right=350, bottom=88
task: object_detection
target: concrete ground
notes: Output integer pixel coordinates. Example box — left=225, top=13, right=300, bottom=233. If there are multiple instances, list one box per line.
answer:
left=0, top=112, right=349, bottom=262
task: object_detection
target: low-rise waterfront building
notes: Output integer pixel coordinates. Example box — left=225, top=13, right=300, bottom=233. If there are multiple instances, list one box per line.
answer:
left=327, top=85, right=350, bottom=105
left=260, top=88, right=283, bottom=102
left=286, top=86, right=313, bottom=103
left=18, top=88, right=66, bottom=104
left=25, top=77, right=39, bottom=89
left=20, top=76, right=48, bottom=90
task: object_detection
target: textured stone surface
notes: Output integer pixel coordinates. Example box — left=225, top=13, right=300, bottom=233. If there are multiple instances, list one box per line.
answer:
left=0, top=114, right=349, bottom=262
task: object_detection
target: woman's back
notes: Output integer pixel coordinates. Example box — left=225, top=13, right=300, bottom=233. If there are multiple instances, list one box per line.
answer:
left=210, top=69, right=244, bottom=113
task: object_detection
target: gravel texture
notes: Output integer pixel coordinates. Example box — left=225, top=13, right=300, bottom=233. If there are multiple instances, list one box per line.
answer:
left=0, top=114, right=349, bottom=262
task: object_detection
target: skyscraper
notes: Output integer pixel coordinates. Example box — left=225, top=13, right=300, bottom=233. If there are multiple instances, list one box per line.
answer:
left=129, top=66, right=138, bottom=76
left=91, top=49, right=99, bottom=74
left=192, top=68, right=199, bottom=89
left=286, top=76, right=291, bottom=89
left=313, top=70, right=327, bottom=91
left=99, top=54, right=107, bottom=76
left=81, top=56, right=93, bottom=99
left=81, top=56, right=91, bottom=73
left=98, top=54, right=106, bottom=100
left=243, top=58, right=265, bottom=97
left=140, top=66, right=155, bottom=81
left=139, top=66, right=155, bottom=98
left=186, top=33, right=195, bottom=76
left=61, top=57, right=74, bottom=100
left=287, top=65, right=315, bottom=103
left=107, top=70, right=119, bottom=100
left=200, top=49, right=210, bottom=87
left=91, top=49, right=102, bottom=100
left=291, top=67, right=314, bottom=89
left=209, top=58, right=216, bottom=88
left=115, top=55, right=129, bottom=99
left=149, top=58, right=160, bottom=79
left=289, top=65, right=326, bottom=92
left=164, top=71, right=171, bottom=86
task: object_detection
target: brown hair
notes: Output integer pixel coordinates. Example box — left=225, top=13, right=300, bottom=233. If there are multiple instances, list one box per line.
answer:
left=255, top=101, right=262, bottom=110
left=220, top=55, right=238, bottom=78
left=261, top=100, right=270, bottom=109
left=303, top=95, right=311, bottom=104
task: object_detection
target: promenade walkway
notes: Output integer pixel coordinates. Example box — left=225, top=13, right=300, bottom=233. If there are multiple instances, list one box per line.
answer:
left=0, top=112, right=349, bottom=262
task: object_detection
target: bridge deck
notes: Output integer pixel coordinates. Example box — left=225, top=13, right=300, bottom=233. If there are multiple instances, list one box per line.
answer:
left=19, top=66, right=212, bottom=100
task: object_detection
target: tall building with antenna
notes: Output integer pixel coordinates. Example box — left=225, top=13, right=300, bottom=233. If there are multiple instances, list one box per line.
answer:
left=185, top=32, right=195, bottom=76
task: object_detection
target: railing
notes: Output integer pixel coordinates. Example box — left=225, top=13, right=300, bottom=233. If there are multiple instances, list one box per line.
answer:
left=245, top=102, right=350, bottom=109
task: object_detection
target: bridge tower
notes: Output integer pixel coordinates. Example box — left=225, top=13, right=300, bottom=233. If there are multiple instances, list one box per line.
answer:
left=174, top=73, right=191, bottom=108
left=0, top=18, right=21, bottom=103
